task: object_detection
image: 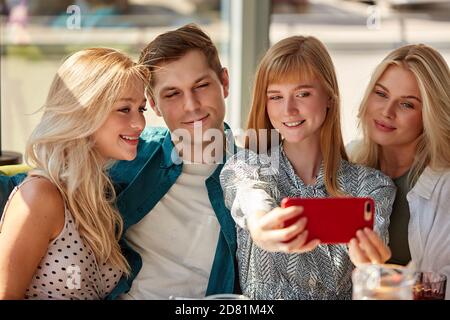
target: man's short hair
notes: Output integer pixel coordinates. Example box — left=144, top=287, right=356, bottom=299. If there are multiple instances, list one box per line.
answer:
left=139, top=24, right=223, bottom=100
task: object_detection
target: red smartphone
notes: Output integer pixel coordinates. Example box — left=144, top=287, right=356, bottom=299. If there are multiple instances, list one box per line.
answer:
left=280, top=197, right=374, bottom=244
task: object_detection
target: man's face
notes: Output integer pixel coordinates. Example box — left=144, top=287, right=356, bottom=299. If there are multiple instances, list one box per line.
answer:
left=149, top=50, right=229, bottom=143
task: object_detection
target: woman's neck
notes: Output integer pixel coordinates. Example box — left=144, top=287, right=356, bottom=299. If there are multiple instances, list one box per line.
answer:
left=379, top=144, right=416, bottom=179
left=283, top=136, right=322, bottom=185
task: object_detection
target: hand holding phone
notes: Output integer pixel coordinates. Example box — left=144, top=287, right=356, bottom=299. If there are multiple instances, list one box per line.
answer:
left=281, top=197, right=374, bottom=244
left=246, top=206, right=320, bottom=253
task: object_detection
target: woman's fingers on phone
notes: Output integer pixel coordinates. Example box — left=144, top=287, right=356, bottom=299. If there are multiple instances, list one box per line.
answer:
left=257, top=209, right=281, bottom=230
left=276, top=206, right=304, bottom=227
left=247, top=210, right=266, bottom=233
left=260, top=206, right=303, bottom=230
left=295, top=238, right=321, bottom=253
left=363, top=228, right=391, bottom=262
left=268, top=217, right=307, bottom=243
left=248, top=227, right=281, bottom=252
left=282, top=230, right=309, bottom=252
left=356, top=230, right=382, bottom=264
left=284, top=216, right=308, bottom=239
left=348, top=238, right=370, bottom=266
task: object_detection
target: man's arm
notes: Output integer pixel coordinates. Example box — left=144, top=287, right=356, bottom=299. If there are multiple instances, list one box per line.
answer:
left=0, top=173, right=27, bottom=217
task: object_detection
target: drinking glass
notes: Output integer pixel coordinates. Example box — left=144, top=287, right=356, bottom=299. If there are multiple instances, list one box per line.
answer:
left=352, top=263, right=415, bottom=300
left=413, top=271, right=446, bottom=300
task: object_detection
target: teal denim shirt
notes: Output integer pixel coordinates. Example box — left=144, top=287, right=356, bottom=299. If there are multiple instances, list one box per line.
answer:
left=0, top=173, right=27, bottom=217
left=106, top=124, right=239, bottom=299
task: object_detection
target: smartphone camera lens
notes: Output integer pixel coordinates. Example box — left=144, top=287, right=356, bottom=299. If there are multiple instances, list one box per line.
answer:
left=364, top=201, right=372, bottom=221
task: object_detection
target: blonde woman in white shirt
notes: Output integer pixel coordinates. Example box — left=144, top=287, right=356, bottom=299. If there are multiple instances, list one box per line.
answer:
left=349, top=44, right=450, bottom=299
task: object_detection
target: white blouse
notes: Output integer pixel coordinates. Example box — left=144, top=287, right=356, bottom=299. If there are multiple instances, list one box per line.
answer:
left=407, top=167, right=450, bottom=300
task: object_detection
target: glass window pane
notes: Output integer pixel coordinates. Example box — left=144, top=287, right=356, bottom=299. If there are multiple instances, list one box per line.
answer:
left=269, top=0, right=450, bottom=144
left=1, top=0, right=230, bottom=157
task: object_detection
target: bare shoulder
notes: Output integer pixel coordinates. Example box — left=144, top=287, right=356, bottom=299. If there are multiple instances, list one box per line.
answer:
left=3, top=176, right=65, bottom=239
left=15, top=177, right=64, bottom=211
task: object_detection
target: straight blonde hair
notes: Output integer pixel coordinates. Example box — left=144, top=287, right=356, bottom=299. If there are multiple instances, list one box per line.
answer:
left=352, top=44, right=450, bottom=185
left=26, top=48, right=149, bottom=275
left=245, top=36, right=348, bottom=196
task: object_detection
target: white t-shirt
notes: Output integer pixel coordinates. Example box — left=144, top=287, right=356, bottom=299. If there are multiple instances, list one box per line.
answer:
left=120, top=162, right=220, bottom=300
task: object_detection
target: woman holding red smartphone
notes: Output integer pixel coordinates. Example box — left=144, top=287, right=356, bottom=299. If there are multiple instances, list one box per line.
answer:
left=348, top=44, right=450, bottom=299
left=220, top=36, right=396, bottom=300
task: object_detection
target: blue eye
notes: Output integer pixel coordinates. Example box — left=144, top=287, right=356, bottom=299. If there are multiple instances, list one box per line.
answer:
left=268, top=95, right=282, bottom=101
left=400, top=102, right=414, bottom=109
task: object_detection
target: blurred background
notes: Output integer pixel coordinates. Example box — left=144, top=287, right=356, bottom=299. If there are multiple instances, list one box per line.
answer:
left=1, top=0, right=449, bottom=161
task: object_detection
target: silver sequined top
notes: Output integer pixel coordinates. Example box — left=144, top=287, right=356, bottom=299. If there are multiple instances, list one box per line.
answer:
left=220, top=146, right=396, bottom=300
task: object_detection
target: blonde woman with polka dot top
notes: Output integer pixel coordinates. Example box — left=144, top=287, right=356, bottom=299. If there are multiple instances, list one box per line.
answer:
left=0, top=48, right=149, bottom=299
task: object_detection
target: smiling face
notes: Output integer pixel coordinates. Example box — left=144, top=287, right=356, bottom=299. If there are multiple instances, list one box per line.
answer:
left=266, top=77, right=329, bottom=147
left=93, top=77, right=147, bottom=161
left=365, top=65, right=423, bottom=149
left=149, top=50, right=229, bottom=142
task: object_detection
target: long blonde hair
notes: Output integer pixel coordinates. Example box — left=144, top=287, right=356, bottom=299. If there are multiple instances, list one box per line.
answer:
left=352, top=44, right=450, bottom=185
left=25, top=48, right=149, bottom=275
left=246, top=36, right=348, bottom=196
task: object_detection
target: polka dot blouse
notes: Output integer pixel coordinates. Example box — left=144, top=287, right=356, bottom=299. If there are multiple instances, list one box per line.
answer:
left=3, top=180, right=123, bottom=300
